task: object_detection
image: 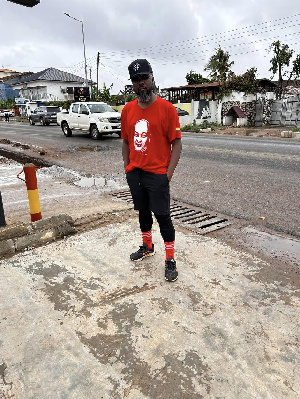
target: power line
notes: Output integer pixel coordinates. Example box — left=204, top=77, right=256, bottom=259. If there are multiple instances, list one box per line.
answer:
left=7, top=13, right=300, bottom=89
left=99, top=14, right=300, bottom=59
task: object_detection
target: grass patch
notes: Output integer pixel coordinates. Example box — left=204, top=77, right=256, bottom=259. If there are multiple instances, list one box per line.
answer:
left=182, top=120, right=222, bottom=132
left=292, top=126, right=300, bottom=132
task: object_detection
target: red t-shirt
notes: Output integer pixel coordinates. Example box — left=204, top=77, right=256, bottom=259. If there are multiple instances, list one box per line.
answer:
left=121, top=96, right=182, bottom=174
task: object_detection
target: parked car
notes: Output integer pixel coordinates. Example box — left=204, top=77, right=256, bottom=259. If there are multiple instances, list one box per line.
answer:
left=28, top=106, right=61, bottom=126
left=175, top=107, right=189, bottom=116
left=57, top=102, right=121, bottom=139
left=0, top=110, right=15, bottom=117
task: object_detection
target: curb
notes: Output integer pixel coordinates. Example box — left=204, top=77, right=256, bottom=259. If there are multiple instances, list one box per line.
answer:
left=0, top=147, right=53, bottom=167
left=0, top=214, right=76, bottom=258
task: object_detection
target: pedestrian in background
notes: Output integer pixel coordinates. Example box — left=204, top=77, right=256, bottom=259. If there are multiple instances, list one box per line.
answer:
left=121, top=59, right=182, bottom=282
left=4, top=112, right=9, bottom=122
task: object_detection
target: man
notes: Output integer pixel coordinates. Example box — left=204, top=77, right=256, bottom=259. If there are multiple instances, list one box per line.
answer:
left=121, top=59, right=182, bottom=282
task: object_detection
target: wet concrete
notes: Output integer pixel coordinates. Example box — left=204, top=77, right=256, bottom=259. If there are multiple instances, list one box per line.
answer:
left=242, top=226, right=300, bottom=267
left=0, top=218, right=299, bottom=398
left=74, top=176, right=107, bottom=188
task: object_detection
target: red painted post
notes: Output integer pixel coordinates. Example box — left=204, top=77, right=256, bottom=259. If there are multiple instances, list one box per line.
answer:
left=17, top=163, right=42, bottom=222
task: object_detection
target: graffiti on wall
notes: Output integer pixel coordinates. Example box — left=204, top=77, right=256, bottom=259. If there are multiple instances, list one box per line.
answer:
left=197, top=100, right=211, bottom=119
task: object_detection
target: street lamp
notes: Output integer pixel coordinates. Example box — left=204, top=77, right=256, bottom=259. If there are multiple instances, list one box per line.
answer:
left=63, top=12, right=88, bottom=86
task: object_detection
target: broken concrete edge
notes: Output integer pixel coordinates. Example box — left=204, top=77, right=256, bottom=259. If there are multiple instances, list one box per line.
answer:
left=0, top=214, right=76, bottom=259
left=280, top=130, right=300, bottom=138
left=0, top=208, right=136, bottom=260
left=0, top=147, right=53, bottom=167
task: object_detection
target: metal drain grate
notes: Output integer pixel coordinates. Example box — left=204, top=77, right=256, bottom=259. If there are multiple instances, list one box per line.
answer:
left=111, top=190, right=133, bottom=203
left=110, top=190, right=230, bottom=234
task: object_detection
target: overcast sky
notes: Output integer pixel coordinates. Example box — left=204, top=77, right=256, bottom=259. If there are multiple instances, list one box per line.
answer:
left=1, top=0, right=300, bottom=93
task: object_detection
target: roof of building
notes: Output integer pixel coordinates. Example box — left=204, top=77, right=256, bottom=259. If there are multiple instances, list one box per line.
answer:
left=2, top=72, right=33, bottom=83
left=0, top=68, right=18, bottom=73
left=257, top=78, right=278, bottom=88
left=5, top=67, right=85, bottom=85
left=164, top=79, right=278, bottom=92
left=164, top=82, right=221, bottom=91
left=226, top=106, right=247, bottom=118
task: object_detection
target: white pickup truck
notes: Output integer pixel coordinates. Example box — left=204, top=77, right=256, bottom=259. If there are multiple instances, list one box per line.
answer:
left=57, top=102, right=121, bottom=139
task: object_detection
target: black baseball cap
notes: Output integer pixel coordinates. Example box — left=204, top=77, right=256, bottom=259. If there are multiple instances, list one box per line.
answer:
left=128, top=59, right=153, bottom=79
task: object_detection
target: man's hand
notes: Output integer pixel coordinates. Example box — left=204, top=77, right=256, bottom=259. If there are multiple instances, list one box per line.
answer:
left=122, top=139, right=130, bottom=170
left=167, top=138, right=182, bottom=181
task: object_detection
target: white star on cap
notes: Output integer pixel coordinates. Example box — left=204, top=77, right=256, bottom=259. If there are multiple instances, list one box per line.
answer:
left=133, top=63, right=140, bottom=71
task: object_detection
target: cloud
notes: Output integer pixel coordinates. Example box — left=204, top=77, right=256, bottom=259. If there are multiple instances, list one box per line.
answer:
left=1, top=0, right=300, bottom=93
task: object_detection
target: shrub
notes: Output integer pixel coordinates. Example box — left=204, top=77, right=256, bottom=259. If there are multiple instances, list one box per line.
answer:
left=182, top=121, right=222, bottom=132
left=45, top=100, right=73, bottom=110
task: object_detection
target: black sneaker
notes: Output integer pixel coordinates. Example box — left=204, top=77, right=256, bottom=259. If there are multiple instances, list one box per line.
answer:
left=130, top=244, right=155, bottom=261
left=165, top=258, right=178, bottom=282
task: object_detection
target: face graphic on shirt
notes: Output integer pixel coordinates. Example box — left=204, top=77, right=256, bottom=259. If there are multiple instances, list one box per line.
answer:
left=134, top=119, right=150, bottom=153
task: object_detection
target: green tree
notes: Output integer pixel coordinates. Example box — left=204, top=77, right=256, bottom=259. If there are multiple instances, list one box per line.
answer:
left=0, top=98, right=15, bottom=109
left=118, top=87, right=136, bottom=104
left=219, top=67, right=258, bottom=99
left=91, top=83, right=113, bottom=103
left=292, top=54, right=300, bottom=77
left=46, top=100, right=73, bottom=109
left=204, top=46, right=234, bottom=83
left=185, top=70, right=210, bottom=85
left=269, top=40, right=294, bottom=97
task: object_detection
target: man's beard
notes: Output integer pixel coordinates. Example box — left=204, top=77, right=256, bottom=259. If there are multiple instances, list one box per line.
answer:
left=137, top=87, right=152, bottom=103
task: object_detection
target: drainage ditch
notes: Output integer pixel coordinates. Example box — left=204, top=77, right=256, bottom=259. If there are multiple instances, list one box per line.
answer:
left=110, top=190, right=231, bottom=234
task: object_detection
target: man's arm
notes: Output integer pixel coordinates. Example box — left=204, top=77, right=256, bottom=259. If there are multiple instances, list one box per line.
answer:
left=122, top=139, right=130, bottom=169
left=167, top=138, right=182, bottom=181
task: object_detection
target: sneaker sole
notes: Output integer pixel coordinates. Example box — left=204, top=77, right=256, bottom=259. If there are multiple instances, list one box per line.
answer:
left=165, top=274, right=178, bottom=282
left=130, top=251, right=155, bottom=262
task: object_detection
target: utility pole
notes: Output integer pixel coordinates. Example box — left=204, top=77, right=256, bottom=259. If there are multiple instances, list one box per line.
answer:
left=63, top=12, right=88, bottom=87
left=96, top=52, right=100, bottom=92
left=89, top=67, right=92, bottom=97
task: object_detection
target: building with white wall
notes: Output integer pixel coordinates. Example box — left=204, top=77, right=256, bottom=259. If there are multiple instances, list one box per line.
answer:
left=5, top=67, right=86, bottom=102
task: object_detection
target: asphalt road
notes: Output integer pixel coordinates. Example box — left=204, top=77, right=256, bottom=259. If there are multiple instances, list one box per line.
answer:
left=1, top=121, right=299, bottom=238
left=174, top=133, right=300, bottom=236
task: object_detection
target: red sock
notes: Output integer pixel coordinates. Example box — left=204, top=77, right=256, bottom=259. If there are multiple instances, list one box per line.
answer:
left=142, top=230, right=152, bottom=248
left=164, top=241, right=175, bottom=260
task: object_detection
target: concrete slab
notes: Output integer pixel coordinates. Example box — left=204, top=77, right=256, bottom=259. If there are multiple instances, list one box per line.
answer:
left=0, top=219, right=299, bottom=398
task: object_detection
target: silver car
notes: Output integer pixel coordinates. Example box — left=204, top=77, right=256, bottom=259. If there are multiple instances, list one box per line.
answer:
left=29, top=106, right=61, bottom=126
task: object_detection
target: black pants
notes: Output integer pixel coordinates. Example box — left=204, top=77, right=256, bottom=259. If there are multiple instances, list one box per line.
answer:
left=139, top=209, right=175, bottom=243
left=126, top=169, right=175, bottom=242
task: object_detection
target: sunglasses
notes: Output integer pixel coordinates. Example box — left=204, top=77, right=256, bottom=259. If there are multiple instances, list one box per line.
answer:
left=131, top=74, right=150, bottom=83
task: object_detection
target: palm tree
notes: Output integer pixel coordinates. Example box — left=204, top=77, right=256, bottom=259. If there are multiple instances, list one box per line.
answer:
left=205, top=46, right=234, bottom=84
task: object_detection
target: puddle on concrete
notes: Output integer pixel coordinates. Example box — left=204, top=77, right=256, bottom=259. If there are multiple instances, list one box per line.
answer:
left=74, top=176, right=106, bottom=188
left=242, top=226, right=300, bottom=267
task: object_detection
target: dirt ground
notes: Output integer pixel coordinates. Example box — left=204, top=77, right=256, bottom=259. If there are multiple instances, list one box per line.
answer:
left=206, top=125, right=289, bottom=137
